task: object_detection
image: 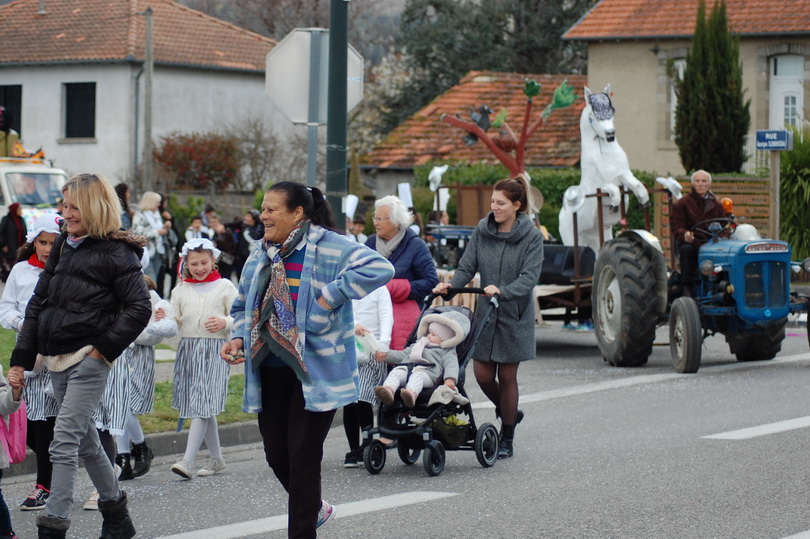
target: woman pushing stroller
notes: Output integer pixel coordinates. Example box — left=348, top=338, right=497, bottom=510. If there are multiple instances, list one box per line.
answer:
left=374, top=310, right=469, bottom=408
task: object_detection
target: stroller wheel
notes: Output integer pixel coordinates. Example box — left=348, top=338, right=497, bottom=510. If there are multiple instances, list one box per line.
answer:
left=363, top=439, right=387, bottom=474
left=475, top=422, right=499, bottom=468
left=397, top=439, right=422, bottom=465
left=422, top=440, right=445, bottom=477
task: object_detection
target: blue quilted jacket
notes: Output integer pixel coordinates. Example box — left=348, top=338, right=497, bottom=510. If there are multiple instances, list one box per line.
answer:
left=231, top=225, right=394, bottom=412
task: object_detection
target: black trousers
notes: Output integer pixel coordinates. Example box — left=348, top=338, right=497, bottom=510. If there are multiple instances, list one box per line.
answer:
left=258, top=366, right=335, bottom=539
left=26, top=417, right=56, bottom=489
left=678, top=242, right=699, bottom=290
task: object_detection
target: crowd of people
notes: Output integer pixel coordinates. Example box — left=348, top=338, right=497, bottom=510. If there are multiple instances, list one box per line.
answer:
left=0, top=170, right=552, bottom=539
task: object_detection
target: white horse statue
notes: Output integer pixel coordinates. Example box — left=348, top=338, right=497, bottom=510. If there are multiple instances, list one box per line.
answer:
left=559, top=85, right=650, bottom=253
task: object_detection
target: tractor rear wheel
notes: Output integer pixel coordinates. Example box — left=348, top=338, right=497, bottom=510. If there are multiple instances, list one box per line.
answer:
left=726, top=318, right=787, bottom=362
left=593, top=237, right=660, bottom=367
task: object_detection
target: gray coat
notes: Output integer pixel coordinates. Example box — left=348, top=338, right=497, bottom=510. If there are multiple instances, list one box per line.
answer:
left=450, top=212, right=543, bottom=362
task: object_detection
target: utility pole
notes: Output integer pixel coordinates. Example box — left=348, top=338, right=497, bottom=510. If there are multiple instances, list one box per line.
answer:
left=325, top=0, right=348, bottom=233
left=142, top=7, right=154, bottom=192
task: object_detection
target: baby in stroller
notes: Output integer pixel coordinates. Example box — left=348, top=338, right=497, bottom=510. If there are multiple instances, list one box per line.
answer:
left=374, top=310, right=470, bottom=408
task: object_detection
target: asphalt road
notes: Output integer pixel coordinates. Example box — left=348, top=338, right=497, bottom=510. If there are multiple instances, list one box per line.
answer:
left=4, top=322, right=810, bottom=538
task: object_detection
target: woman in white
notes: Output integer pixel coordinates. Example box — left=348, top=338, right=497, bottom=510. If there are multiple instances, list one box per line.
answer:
left=0, top=214, right=62, bottom=511
left=341, top=286, right=393, bottom=467
left=132, top=191, right=171, bottom=282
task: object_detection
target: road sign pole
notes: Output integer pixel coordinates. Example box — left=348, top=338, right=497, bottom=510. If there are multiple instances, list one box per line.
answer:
left=326, top=0, right=348, bottom=233
left=306, top=30, right=324, bottom=187
left=770, top=151, right=780, bottom=240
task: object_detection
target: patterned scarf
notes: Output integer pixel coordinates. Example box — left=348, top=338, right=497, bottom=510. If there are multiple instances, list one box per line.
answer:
left=249, top=221, right=310, bottom=374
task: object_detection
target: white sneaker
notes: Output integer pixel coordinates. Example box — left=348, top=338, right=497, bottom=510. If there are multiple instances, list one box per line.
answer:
left=171, top=459, right=193, bottom=479
left=197, top=459, right=226, bottom=477
left=83, top=491, right=99, bottom=511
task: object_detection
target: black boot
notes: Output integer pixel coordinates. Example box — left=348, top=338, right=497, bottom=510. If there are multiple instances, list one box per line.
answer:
left=36, top=514, right=70, bottom=539
left=115, top=453, right=134, bottom=481
left=131, top=440, right=154, bottom=478
left=498, top=425, right=515, bottom=459
left=98, top=491, right=136, bottom=539
left=495, top=407, right=524, bottom=425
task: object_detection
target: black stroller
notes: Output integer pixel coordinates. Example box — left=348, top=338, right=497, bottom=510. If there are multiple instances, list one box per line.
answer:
left=362, top=288, right=500, bottom=476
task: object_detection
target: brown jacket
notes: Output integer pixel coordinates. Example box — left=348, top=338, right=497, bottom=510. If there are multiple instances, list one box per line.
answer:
left=670, top=188, right=727, bottom=248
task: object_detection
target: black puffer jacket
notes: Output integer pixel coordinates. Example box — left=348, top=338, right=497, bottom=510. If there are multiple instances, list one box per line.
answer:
left=11, top=230, right=152, bottom=370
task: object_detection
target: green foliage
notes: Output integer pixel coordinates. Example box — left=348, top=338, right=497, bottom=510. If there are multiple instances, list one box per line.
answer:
left=166, top=194, right=205, bottom=232
left=0, top=328, right=253, bottom=435
left=780, top=128, right=810, bottom=260
left=384, top=0, right=591, bottom=136
left=672, top=0, right=750, bottom=173
left=412, top=162, right=656, bottom=240
left=153, top=132, right=240, bottom=190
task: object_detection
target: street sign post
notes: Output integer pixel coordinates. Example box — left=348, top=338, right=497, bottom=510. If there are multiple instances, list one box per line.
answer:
left=755, top=130, right=793, bottom=240
left=265, top=28, right=363, bottom=185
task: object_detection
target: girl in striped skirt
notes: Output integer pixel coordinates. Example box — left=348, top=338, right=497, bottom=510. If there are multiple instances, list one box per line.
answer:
left=0, top=214, right=62, bottom=511
left=159, top=238, right=237, bottom=479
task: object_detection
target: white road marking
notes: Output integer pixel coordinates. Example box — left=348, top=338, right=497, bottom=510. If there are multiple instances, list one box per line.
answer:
left=154, top=491, right=457, bottom=539
left=702, top=416, right=810, bottom=440
left=782, top=531, right=810, bottom=539
left=471, top=353, right=810, bottom=410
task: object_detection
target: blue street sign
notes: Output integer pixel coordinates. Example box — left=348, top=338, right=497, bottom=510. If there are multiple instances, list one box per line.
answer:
left=755, top=130, right=793, bottom=151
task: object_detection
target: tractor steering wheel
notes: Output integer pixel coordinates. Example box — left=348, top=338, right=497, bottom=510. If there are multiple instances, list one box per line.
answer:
left=689, top=217, right=734, bottom=239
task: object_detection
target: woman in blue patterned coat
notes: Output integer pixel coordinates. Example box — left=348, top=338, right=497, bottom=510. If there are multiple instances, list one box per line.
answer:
left=220, top=182, right=393, bottom=538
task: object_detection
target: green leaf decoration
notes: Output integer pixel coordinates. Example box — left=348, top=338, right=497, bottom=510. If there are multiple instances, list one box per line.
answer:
left=542, top=79, right=577, bottom=119
left=492, top=108, right=508, bottom=128
left=523, top=79, right=541, bottom=99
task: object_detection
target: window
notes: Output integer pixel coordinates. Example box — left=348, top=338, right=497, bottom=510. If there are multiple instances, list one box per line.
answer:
left=64, top=82, right=96, bottom=138
left=769, top=55, right=805, bottom=129
left=0, top=85, right=22, bottom=134
left=784, top=95, right=798, bottom=127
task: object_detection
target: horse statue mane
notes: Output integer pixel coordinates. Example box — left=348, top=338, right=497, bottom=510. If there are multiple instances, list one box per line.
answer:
left=558, top=85, right=650, bottom=253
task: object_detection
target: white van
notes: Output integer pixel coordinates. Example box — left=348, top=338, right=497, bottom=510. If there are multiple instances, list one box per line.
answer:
left=0, top=156, right=67, bottom=228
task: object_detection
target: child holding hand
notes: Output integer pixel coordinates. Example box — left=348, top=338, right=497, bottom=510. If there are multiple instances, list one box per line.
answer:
left=157, top=238, right=236, bottom=479
left=0, top=367, right=24, bottom=537
left=374, top=310, right=469, bottom=408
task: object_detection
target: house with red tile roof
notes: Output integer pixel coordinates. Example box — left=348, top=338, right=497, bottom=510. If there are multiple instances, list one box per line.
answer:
left=0, top=0, right=280, bottom=183
left=361, top=71, right=587, bottom=196
left=564, top=0, right=810, bottom=175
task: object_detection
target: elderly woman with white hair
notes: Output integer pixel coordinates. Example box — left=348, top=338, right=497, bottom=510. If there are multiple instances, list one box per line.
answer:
left=131, top=191, right=172, bottom=282
left=365, top=195, right=438, bottom=350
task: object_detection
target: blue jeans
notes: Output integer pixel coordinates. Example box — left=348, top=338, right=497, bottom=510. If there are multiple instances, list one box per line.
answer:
left=47, top=356, right=121, bottom=519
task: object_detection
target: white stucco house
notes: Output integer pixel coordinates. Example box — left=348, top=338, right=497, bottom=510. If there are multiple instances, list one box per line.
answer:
left=0, top=0, right=283, bottom=184
left=564, top=0, right=810, bottom=176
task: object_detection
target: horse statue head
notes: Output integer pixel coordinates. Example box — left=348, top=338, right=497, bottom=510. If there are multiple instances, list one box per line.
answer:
left=583, top=85, right=616, bottom=143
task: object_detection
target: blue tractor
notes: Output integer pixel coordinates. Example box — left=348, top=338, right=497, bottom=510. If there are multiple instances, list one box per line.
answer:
left=592, top=218, right=810, bottom=373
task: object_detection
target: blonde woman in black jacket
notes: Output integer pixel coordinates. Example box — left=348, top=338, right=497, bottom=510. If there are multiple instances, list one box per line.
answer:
left=8, top=174, right=151, bottom=539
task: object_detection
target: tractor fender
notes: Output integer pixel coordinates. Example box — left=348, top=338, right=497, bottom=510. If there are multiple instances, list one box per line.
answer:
left=616, top=229, right=668, bottom=317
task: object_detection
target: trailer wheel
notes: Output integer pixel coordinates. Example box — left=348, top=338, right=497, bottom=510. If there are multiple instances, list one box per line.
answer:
left=726, top=318, right=786, bottom=362
left=593, top=237, right=659, bottom=367
left=670, top=297, right=702, bottom=373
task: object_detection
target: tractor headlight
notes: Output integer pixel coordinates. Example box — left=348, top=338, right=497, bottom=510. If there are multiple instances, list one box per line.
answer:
left=700, top=259, right=715, bottom=276
left=802, top=258, right=810, bottom=273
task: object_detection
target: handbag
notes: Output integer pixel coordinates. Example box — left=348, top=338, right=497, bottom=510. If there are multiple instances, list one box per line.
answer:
left=0, top=401, right=28, bottom=464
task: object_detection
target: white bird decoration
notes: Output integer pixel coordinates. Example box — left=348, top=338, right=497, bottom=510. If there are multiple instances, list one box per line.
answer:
left=655, top=176, right=683, bottom=201
left=429, top=165, right=449, bottom=192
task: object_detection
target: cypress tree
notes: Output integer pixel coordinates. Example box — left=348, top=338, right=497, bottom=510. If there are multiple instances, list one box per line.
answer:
left=673, top=0, right=750, bottom=173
